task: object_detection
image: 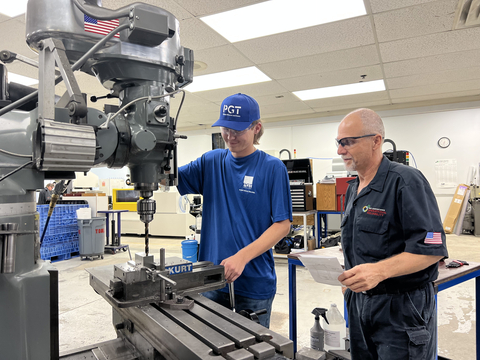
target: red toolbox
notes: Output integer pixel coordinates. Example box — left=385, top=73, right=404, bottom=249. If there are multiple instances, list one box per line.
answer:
left=336, top=177, right=355, bottom=212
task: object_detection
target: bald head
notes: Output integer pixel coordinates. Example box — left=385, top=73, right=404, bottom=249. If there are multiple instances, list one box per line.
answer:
left=343, top=108, right=385, bottom=139
left=337, top=108, right=385, bottom=176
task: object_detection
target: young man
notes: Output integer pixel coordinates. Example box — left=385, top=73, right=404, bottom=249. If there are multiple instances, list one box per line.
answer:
left=177, top=93, right=292, bottom=328
left=336, top=108, right=448, bottom=359
left=38, top=183, right=54, bottom=204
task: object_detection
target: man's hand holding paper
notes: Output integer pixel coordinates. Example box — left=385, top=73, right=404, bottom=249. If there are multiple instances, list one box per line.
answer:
left=298, top=254, right=344, bottom=286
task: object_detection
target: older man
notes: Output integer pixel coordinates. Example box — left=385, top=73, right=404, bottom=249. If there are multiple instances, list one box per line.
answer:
left=336, top=108, right=448, bottom=360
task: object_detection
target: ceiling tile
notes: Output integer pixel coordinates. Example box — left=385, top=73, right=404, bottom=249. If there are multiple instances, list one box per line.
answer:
left=4, top=62, right=38, bottom=81
left=387, top=67, right=480, bottom=89
left=258, top=45, right=380, bottom=80
left=173, top=0, right=264, bottom=17
left=178, top=17, right=229, bottom=51
left=261, top=100, right=312, bottom=116
left=174, top=102, right=219, bottom=118
left=383, top=49, right=480, bottom=77
left=193, top=45, right=253, bottom=76
left=233, top=16, right=375, bottom=64
left=306, top=91, right=390, bottom=108
left=390, top=89, right=480, bottom=104
left=369, top=0, right=440, bottom=13
left=0, top=14, right=10, bottom=23
left=254, top=92, right=302, bottom=106
left=0, top=19, right=33, bottom=59
left=374, top=0, right=456, bottom=42
left=278, top=65, right=384, bottom=92
left=312, top=99, right=392, bottom=113
left=379, top=26, right=480, bottom=62
left=262, top=108, right=315, bottom=119
left=389, top=79, right=480, bottom=98
left=190, top=81, right=289, bottom=102
left=170, top=92, right=217, bottom=113
left=180, top=111, right=219, bottom=126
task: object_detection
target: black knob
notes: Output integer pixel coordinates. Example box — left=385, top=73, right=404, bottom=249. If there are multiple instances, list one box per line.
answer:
left=154, top=105, right=167, bottom=118
left=176, top=55, right=185, bottom=65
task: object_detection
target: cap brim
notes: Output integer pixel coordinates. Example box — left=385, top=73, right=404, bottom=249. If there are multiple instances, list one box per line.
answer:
left=211, top=119, right=252, bottom=131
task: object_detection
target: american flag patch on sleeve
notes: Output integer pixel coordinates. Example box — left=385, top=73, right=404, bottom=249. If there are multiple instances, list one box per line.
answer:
left=424, top=232, right=442, bottom=244
left=84, top=15, right=120, bottom=38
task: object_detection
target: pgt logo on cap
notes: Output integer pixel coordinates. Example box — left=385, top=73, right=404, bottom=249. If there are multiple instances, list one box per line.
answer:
left=223, top=105, right=242, bottom=117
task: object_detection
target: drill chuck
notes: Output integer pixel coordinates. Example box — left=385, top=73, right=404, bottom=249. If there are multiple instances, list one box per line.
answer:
left=137, top=198, right=156, bottom=224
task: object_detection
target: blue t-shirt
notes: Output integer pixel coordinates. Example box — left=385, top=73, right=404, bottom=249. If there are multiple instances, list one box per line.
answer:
left=178, top=149, right=292, bottom=299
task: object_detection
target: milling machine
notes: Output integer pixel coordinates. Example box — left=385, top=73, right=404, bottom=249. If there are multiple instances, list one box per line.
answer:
left=0, top=1, right=294, bottom=359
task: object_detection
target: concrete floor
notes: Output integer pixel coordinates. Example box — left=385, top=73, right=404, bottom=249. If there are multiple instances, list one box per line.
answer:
left=55, top=234, right=478, bottom=359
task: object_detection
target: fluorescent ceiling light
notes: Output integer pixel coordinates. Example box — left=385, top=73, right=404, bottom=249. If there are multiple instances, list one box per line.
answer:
left=187, top=67, right=271, bottom=92
left=293, top=80, right=386, bottom=101
left=9, top=73, right=38, bottom=86
left=0, top=0, right=28, bottom=17
left=201, top=0, right=366, bottom=42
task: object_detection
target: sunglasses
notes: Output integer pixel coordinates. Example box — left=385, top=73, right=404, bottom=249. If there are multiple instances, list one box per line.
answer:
left=221, top=124, right=254, bottom=137
left=335, top=134, right=377, bottom=148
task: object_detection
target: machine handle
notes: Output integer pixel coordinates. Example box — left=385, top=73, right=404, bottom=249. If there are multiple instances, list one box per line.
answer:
left=229, top=282, right=235, bottom=312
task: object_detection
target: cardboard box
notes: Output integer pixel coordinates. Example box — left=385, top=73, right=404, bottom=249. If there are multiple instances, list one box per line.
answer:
left=307, top=238, right=316, bottom=251
left=443, top=184, right=469, bottom=233
left=292, top=214, right=315, bottom=226
left=316, top=183, right=336, bottom=211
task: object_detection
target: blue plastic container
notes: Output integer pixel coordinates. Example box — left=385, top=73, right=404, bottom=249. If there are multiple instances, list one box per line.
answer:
left=181, top=239, right=198, bottom=262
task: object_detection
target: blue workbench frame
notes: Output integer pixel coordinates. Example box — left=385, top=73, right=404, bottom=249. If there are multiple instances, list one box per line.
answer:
left=288, top=257, right=480, bottom=358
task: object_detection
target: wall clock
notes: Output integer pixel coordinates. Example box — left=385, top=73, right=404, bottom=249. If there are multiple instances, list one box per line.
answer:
left=438, top=137, right=450, bottom=149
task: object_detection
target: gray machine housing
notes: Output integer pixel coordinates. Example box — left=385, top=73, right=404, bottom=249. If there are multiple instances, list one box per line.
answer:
left=0, top=1, right=294, bottom=360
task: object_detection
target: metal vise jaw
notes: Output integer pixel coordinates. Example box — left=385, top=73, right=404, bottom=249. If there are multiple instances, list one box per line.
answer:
left=106, top=252, right=225, bottom=309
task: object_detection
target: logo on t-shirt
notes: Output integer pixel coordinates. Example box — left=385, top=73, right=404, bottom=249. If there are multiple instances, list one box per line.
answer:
left=240, top=175, right=255, bottom=194
left=243, top=176, right=253, bottom=189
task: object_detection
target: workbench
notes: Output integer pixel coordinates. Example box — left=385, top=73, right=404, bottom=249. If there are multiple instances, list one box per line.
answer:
left=292, top=210, right=318, bottom=250
left=287, top=247, right=480, bottom=357
left=317, top=211, right=343, bottom=239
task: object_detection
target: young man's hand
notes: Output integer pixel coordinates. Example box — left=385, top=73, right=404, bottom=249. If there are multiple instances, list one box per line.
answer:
left=220, top=253, right=248, bottom=283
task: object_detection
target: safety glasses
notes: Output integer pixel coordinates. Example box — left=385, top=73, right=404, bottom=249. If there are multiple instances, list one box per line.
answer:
left=221, top=123, right=254, bottom=137
left=335, top=134, right=377, bottom=148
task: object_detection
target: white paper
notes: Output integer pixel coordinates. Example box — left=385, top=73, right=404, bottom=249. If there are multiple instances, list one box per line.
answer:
left=435, top=159, right=457, bottom=188
left=298, top=254, right=344, bottom=286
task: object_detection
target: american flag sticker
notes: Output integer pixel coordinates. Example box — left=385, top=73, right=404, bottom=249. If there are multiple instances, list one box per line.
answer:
left=424, top=232, right=442, bottom=245
left=84, top=15, right=120, bottom=38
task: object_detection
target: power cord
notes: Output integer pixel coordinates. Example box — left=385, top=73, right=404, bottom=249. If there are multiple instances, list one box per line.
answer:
left=0, top=161, right=33, bottom=183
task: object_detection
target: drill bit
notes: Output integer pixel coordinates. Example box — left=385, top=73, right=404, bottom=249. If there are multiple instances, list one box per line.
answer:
left=145, top=222, right=149, bottom=256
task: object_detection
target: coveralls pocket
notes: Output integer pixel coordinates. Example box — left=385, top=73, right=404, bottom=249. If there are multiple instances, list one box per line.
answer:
left=406, top=327, right=430, bottom=360
left=356, top=217, right=388, bottom=258
left=406, top=287, right=434, bottom=326
left=356, top=216, right=388, bottom=234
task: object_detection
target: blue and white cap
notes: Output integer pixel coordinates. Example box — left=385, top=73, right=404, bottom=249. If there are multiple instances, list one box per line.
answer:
left=211, top=93, right=260, bottom=131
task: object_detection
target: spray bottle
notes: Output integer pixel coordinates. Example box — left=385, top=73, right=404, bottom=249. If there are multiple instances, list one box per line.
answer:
left=323, top=303, right=346, bottom=351
left=310, top=308, right=328, bottom=351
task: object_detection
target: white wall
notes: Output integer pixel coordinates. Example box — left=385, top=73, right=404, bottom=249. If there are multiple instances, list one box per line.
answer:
left=177, top=132, right=212, bottom=166
left=178, top=107, right=480, bottom=220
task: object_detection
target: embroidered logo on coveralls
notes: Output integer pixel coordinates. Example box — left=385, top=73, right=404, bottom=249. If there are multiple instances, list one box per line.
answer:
left=362, top=205, right=386, bottom=216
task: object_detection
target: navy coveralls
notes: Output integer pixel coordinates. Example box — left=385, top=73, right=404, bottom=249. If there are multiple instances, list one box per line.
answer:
left=341, top=156, right=448, bottom=360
